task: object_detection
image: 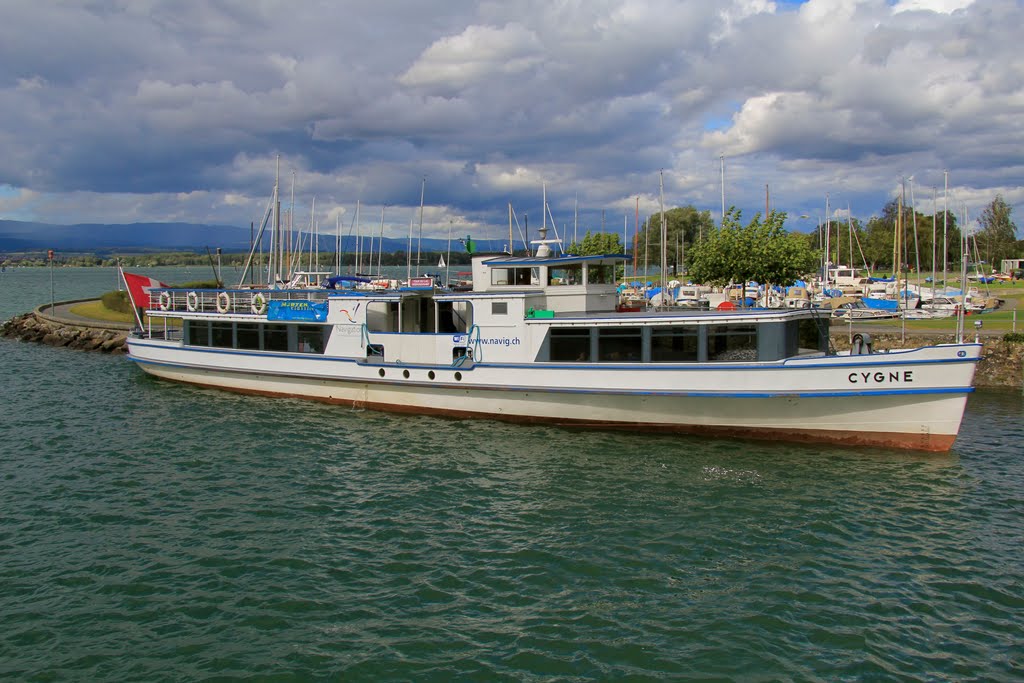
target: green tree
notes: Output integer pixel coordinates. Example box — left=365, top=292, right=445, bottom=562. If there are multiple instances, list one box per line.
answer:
left=687, top=208, right=817, bottom=288
left=636, top=205, right=715, bottom=272
left=862, top=199, right=961, bottom=275
left=976, top=194, right=1018, bottom=268
left=567, top=231, right=623, bottom=256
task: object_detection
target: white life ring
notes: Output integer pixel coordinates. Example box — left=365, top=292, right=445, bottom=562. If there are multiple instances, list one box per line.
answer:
left=158, top=291, right=171, bottom=311
left=186, top=291, right=199, bottom=312
left=216, top=291, right=231, bottom=314
left=251, top=292, right=268, bottom=315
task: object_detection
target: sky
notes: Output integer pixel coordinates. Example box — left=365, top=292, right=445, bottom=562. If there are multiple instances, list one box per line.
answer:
left=0, top=0, right=1021, bottom=245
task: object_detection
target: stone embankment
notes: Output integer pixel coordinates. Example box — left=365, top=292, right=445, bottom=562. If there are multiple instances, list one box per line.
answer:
left=1, top=311, right=128, bottom=354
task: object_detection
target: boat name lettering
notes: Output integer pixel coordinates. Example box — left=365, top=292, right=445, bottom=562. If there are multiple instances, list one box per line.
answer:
left=847, top=371, right=913, bottom=384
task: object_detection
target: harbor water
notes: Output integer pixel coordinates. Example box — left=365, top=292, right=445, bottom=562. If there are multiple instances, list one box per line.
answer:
left=1, top=267, right=1022, bottom=680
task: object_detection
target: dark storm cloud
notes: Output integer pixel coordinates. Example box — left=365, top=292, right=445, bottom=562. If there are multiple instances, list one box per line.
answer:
left=0, top=0, right=1019, bottom=238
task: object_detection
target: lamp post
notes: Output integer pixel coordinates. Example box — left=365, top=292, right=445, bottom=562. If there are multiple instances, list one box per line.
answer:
left=48, top=249, right=55, bottom=314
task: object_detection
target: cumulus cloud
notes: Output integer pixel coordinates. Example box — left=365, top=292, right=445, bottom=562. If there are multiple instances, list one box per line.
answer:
left=0, top=0, right=1019, bottom=239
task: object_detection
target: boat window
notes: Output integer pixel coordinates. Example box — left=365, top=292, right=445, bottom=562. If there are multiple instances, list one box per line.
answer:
left=491, top=267, right=534, bottom=286
left=549, top=264, right=582, bottom=285
left=211, top=322, right=233, bottom=348
left=264, top=324, right=288, bottom=352
left=491, top=301, right=508, bottom=315
left=437, top=300, right=471, bottom=333
left=708, top=324, right=757, bottom=361
left=188, top=320, right=210, bottom=347
left=550, top=327, right=591, bottom=362
left=236, top=323, right=260, bottom=350
left=795, top=318, right=827, bottom=355
left=297, top=325, right=328, bottom=354
left=587, top=264, right=614, bottom=284
left=651, top=326, right=699, bottom=362
left=597, top=327, right=642, bottom=362
left=366, top=301, right=399, bottom=333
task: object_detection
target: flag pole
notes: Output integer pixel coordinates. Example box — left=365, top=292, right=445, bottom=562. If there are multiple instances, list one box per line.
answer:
left=119, top=259, right=146, bottom=327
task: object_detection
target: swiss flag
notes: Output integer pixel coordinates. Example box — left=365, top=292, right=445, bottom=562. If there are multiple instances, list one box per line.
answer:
left=122, top=271, right=168, bottom=309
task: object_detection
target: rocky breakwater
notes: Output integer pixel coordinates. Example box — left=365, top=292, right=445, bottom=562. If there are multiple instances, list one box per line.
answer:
left=1, top=311, right=128, bottom=354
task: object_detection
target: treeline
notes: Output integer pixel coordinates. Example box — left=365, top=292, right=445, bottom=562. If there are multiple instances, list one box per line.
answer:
left=1, top=250, right=478, bottom=269
left=630, top=194, right=1021, bottom=274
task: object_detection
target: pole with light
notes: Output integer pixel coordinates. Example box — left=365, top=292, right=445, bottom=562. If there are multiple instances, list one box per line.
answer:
left=48, top=249, right=55, bottom=314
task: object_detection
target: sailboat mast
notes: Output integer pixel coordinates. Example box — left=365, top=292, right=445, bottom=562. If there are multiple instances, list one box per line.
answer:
left=272, top=155, right=280, bottom=284
left=288, top=171, right=295, bottom=281
left=659, top=170, right=667, bottom=306
left=942, top=171, right=948, bottom=294
left=377, top=205, right=385, bottom=277
left=416, top=177, right=425, bottom=276
left=354, top=200, right=361, bottom=275
left=446, top=219, right=453, bottom=287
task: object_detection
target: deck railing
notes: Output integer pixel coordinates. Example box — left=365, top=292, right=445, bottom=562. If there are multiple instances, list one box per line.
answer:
left=146, top=288, right=331, bottom=315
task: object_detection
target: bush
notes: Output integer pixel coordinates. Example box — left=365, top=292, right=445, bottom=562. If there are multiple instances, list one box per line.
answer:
left=175, top=280, right=220, bottom=289
left=1002, top=332, right=1024, bottom=343
left=101, top=289, right=134, bottom=313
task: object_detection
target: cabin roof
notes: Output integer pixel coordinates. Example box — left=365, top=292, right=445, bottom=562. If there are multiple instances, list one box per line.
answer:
left=482, top=253, right=627, bottom=267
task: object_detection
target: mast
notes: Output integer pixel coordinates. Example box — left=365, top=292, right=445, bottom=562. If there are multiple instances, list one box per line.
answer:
left=897, top=184, right=905, bottom=342
left=309, top=196, right=316, bottom=274
left=931, top=187, right=937, bottom=300
left=942, top=171, right=948, bottom=294
left=446, top=219, right=453, bottom=287
left=824, top=194, right=831, bottom=289
left=508, top=203, right=513, bottom=255
left=354, top=199, right=361, bottom=275
left=659, top=170, right=668, bottom=306
left=720, top=155, right=725, bottom=224
left=416, top=177, right=425, bottom=276
left=573, top=193, right=578, bottom=247
left=377, top=205, right=385, bottom=277
left=634, top=197, right=639, bottom=278
left=406, top=210, right=414, bottom=283
left=909, top=177, right=920, bottom=288
left=272, top=155, right=280, bottom=284
left=288, top=171, right=295, bottom=281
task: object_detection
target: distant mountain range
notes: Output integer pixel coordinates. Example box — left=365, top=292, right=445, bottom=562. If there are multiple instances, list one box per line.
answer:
left=0, top=219, right=509, bottom=254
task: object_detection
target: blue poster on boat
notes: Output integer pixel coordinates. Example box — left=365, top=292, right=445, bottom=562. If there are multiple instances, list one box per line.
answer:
left=267, top=300, right=329, bottom=322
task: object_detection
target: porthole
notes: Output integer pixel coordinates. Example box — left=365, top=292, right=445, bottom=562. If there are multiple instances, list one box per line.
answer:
left=378, top=368, right=385, bottom=377
left=454, top=372, right=462, bottom=381
left=403, top=369, right=410, bottom=379
left=428, top=370, right=436, bottom=380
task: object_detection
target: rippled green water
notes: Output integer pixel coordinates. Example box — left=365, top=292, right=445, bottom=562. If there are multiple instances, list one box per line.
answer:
left=2, top=268, right=1022, bottom=680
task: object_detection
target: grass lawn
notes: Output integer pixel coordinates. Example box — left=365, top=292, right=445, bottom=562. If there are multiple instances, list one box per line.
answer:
left=69, top=300, right=134, bottom=322
left=68, top=301, right=179, bottom=326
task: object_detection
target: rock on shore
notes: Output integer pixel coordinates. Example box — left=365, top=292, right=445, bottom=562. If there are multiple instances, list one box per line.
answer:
left=1, top=313, right=128, bottom=354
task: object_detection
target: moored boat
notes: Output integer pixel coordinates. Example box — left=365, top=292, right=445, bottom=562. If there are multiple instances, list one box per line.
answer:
left=127, top=243, right=981, bottom=452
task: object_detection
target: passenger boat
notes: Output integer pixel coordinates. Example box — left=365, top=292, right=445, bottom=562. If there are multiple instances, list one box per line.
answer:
left=126, top=244, right=981, bottom=452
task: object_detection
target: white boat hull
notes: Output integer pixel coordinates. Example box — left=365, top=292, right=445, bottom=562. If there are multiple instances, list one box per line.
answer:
left=129, top=338, right=979, bottom=452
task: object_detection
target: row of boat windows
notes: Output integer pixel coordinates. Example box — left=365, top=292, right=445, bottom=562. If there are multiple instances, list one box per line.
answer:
left=547, top=319, right=825, bottom=363
left=490, top=264, right=616, bottom=287
left=186, top=321, right=331, bottom=354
